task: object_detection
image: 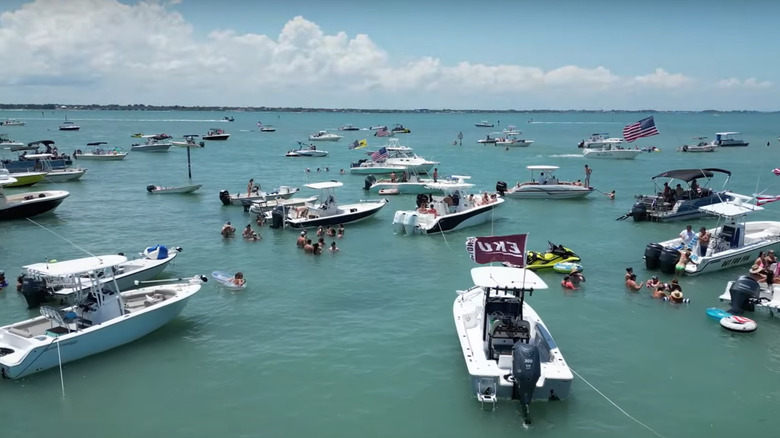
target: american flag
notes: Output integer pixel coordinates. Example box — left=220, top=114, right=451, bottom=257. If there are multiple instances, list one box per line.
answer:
left=374, top=127, right=392, bottom=137
left=371, top=147, right=388, bottom=161
left=757, top=195, right=780, bottom=206
left=623, top=116, right=660, bottom=143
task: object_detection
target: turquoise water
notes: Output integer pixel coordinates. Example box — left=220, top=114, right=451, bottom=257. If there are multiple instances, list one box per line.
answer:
left=1, top=110, right=779, bottom=437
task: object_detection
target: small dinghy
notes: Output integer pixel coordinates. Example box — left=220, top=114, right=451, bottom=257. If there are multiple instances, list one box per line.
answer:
left=212, top=271, right=246, bottom=290
left=147, top=184, right=202, bottom=194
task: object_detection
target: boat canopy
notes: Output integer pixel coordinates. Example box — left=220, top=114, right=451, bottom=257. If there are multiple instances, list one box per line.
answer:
left=305, top=181, right=344, bottom=190
left=28, top=140, right=55, bottom=147
left=470, top=266, right=548, bottom=290
left=23, top=254, right=128, bottom=277
left=87, top=142, right=108, bottom=146
left=698, top=199, right=763, bottom=218
left=527, top=165, right=559, bottom=171
left=652, top=168, right=731, bottom=182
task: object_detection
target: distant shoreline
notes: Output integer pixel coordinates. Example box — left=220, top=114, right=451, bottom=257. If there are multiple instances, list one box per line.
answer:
left=0, top=104, right=774, bottom=114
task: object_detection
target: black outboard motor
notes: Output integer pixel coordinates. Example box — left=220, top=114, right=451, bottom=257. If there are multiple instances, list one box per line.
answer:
left=644, top=243, right=664, bottom=270
left=219, top=190, right=231, bottom=206
left=631, top=202, right=647, bottom=222
left=512, top=342, right=541, bottom=425
left=659, top=247, right=681, bottom=274
left=270, top=205, right=285, bottom=229
left=728, top=275, right=761, bottom=314
left=364, top=175, right=377, bottom=190
left=199, top=141, right=205, bottom=148
left=496, top=181, right=508, bottom=196
left=146, top=185, right=156, bottom=193
left=21, top=277, right=49, bottom=309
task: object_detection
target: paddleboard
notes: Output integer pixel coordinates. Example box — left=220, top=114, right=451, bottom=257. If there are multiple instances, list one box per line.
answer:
left=212, top=270, right=246, bottom=290
left=706, top=307, right=730, bottom=321
left=553, top=262, right=583, bottom=274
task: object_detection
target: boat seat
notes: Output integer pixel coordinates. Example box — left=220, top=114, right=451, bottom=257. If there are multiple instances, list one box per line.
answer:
left=477, top=378, right=497, bottom=411
left=497, top=355, right=513, bottom=371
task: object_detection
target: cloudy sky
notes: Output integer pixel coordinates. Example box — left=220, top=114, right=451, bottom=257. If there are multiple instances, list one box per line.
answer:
left=0, top=0, right=777, bottom=110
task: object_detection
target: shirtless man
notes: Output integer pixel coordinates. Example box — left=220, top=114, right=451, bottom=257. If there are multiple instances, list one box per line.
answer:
left=626, top=274, right=643, bottom=291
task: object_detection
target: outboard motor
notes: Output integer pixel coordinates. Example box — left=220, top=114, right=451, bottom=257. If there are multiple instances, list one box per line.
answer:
left=496, top=181, right=508, bottom=196
left=199, top=141, right=205, bottom=148
left=219, top=190, right=231, bottom=206
left=146, top=184, right=156, bottom=193
left=512, top=342, right=541, bottom=425
left=728, top=275, right=761, bottom=314
left=21, top=277, right=49, bottom=309
left=658, top=247, right=681, bottom=274
left=631, top=202, right=647, bottom=222
left=363, top=175, right=377, bottom=190
left=270, top=205, right=285, bottom=229
left=644, top=243, right=664, bottom=270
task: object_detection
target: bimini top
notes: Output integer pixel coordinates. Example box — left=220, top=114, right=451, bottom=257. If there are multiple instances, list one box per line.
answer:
left=23, top=254, right=128, bottom=277
left=23, top=153, right=55, bottom=159
left=527, top=165, right=559, bottom=171
left=305, top=181, right=344, bottom=190
left=470, top=266, right=548, bottom=290
left=652, top=168, right=731, bottom=182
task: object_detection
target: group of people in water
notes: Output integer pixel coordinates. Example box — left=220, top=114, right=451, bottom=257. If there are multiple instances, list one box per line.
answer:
left=296, top=225, right=344, bottom=254
left=625, top=267, right=688, bottom=303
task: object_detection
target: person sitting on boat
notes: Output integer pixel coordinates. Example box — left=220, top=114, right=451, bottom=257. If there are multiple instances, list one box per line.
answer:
left=482, top=193, right=490, bottom=205
left=674, top=184, right=685, bottom=200
left=295, top=206, right=308, bottom=218
left=626, top=274, right=643, bottom=291
left=390, top=172, right=397, bottom=183
left=232, top=272, right=245, bottom=286
left=689, top=179, right=700, bottom=196
left=221, top=221, right=236, bottom=238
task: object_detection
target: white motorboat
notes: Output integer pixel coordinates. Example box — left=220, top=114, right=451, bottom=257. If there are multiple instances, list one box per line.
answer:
left=644, top=196, right=780, bottom=276
left=21, top=154, right=86, bottom=183
left=285, top=143, right=329, bottom=157
left=73, top=142, right=128, bottom=160
left=131, top=135, right=172, bottom=152
left=0, top=134, right=24, bottom=147
left=712, top=131, right=748, bottom=147
left=18, top=245, right=183, bottom=308
left=578, top=133, right=641, bottom=159
left=170, top=135, right=205, bottom=148
left=365, top=173, right=472, bottom=195
left=498, top=166, right=593, bottom=199
left=475, top=120, right=494, bottom=128
left=0, top=256, right=203, bottom=379
left=260, top=125, right=276, bottom=132
left=219, top=185, right=299, bottom=206
left=0, top=169, right=69, bottom=220
left=203, top=128, right=230, bottom=141
left=678, top=137, right=717, bottom=153
left=0, top=168, right=45, bottom=187
left=390, top=124, right=411, bottom=134
left=309, top=131, right=342, bottom=141
left=495, top=136, right=534, bottom=147
left=247, top=195, right=318, bottom=216
left=477, top=135, right=498, bottom=144
left=338, top=124, right=361, bottom=131
left=269, top=181, right=388, bottom=229
left=147, top=184, right=201, bottom=194
left=383, top=139, right=439, bottom=173
left=348, top=159, right=406, bottom=175
left=59, top=120, right=80, bottom=131
left=454, top=265, right=572, bottom=420
left=392, top=187, right=504, bottom=235
left=502, top=125, right=521, bottom=135
left=1, top=119, right=25, bottom=127
left=623, top=168, right=736, bottom=222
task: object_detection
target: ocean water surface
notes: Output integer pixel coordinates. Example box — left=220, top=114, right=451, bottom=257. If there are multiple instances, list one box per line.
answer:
left=1, top=110, right=779, bottom=437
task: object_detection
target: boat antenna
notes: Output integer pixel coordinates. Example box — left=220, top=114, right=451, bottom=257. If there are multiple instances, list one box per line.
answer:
left=25, top=218, right=99, bottom=259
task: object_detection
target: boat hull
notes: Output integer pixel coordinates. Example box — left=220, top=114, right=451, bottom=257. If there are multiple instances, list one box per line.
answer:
left=131, top=144, right=171, bottom=152
left=74, top=153, right=127, bottom=161
left=582, top=148, right=642, bottom=159
left=3, top=173, right=45, bottom=187
left=349, top=166, right=405, bottom=175
left=284, top=201, right=387, bottom=228
left=393, top=199, right=503, bottom=235
left=203, top=135, right=230, bottom=141
left=0, top=190, right=69, bottom=220
left=148, top=184, right=202, bottom=194
left=505, top=185, right=593, bottom=199
left=0, top=286, right=198, bottom=379
left=41, top=169, right=86, bottom=183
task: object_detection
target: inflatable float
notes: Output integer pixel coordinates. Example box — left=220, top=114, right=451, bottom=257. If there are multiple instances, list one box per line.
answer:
left=212, top=270, right=246, bottom=290
left=553, top=262, right=583, bottom=274
left=720, top=315, right=757, bottom=333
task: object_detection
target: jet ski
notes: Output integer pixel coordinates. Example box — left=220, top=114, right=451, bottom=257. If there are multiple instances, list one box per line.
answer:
left=525, top=242, right=580, bottom=270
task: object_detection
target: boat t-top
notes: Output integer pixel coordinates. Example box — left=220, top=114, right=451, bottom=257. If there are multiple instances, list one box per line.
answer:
left=73, top=142, right=127, bottom=160
left=644, top=195, right=780, bottom=276
left=624, top=168, right=735, bottom=222
left=453, top=265, right=572, bottom=421
left=203, top=128, right=230, bottom=141
left=497, top=165, right=593, bottom=199
left=0, top=254, right=204, bottom=379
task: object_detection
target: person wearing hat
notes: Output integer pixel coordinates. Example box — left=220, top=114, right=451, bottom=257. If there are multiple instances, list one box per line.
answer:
left=749, top=263, right=767, bottom=284
left=669, top=290, right=685, bottom=303
left=570, top=268, right=585, bottom=288
left=646, top=275, right=661, bottom=289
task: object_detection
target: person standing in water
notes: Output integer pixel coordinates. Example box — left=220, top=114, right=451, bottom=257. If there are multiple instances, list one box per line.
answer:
left=457, top=132, right=463, bottom=146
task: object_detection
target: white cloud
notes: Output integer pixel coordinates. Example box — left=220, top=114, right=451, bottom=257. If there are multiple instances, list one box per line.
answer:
left=0, top=0, right=773, bottom=109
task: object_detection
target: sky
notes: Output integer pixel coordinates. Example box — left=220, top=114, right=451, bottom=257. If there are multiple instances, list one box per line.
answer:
left=0, top=0, right=778, bottom=110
